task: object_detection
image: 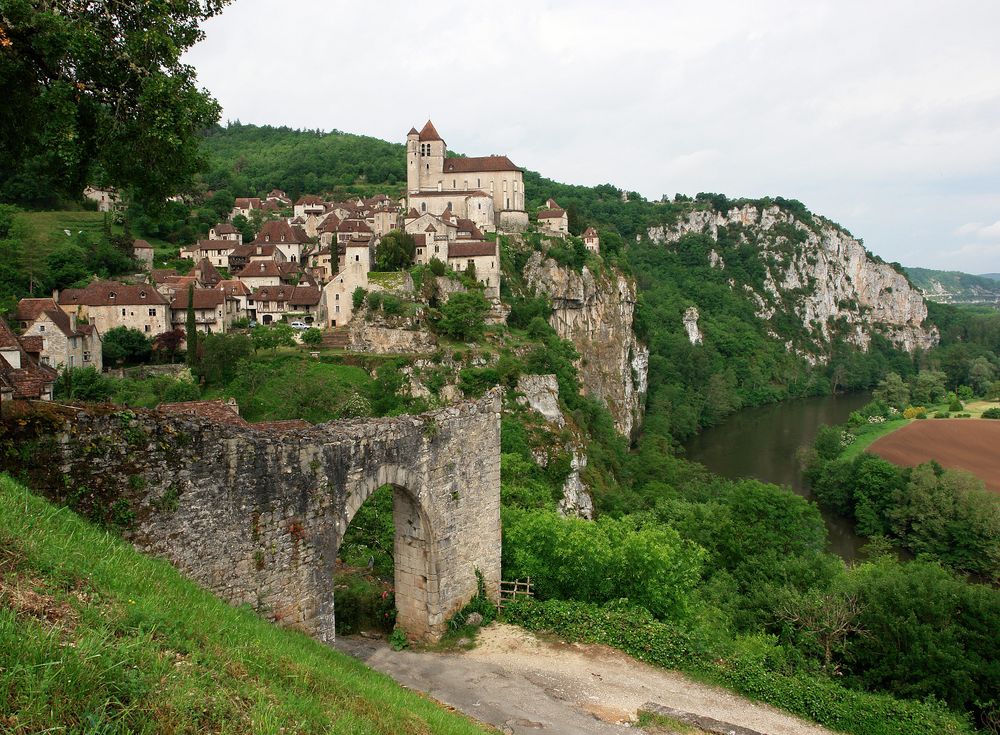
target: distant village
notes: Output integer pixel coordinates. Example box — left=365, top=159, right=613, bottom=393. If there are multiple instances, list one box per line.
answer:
left=1, top=121, right=600, bottom=403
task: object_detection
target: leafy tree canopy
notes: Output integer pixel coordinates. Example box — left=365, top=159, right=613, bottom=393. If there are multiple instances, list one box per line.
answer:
left=0, top=0, right=229, bottom=206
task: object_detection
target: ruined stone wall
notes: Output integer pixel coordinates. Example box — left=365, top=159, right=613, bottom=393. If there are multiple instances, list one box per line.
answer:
left=13, top=393, right=501, bottom=643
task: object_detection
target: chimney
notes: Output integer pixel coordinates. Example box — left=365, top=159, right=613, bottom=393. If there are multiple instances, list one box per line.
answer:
left=69, top=312, right=77, bottom=333
left=226, top=396, right=239, bottom=416
left=52, top=288, right=59, bottom=302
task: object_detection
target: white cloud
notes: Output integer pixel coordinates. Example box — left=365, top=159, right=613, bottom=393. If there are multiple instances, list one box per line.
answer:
left=183, top=0, right=1000, bottom=272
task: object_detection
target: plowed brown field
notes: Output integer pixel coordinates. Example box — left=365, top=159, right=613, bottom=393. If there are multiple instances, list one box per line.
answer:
left=868, top=420, right=1000, bottom=493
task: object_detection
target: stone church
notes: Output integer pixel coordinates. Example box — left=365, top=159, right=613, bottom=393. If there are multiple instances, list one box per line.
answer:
left=406, top=120, right=529, bottom=232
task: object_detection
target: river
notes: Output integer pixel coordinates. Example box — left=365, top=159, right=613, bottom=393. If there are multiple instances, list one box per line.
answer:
left=683, top=392, right=871, bottom=560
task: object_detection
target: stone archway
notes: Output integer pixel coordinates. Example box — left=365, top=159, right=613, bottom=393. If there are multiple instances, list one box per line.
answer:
left=28, top=391, right=502, bottom=643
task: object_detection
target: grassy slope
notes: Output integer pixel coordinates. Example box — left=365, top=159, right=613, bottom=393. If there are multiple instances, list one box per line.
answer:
left=17, top=209, right=180, bottom=265
left=0, top=475, right=489, bottom=735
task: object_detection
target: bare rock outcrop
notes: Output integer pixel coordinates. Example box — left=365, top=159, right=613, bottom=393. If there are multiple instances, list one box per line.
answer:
left=523, top=253, right=648, bottom=437
left=648, top=204, right=938, bottom=356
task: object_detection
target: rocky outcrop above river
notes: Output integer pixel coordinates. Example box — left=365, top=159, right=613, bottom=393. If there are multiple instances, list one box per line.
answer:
left=523, top=253, right=648, bottom=437
left=648, top=204, right=938, bottom=357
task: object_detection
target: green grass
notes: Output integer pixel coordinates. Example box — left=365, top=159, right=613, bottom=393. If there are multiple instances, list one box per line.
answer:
left=0, top=474, right=490, bottom=735
left=840, top=418, right=911, bottom=460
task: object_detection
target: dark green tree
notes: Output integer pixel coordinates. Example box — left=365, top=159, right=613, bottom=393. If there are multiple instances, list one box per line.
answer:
left=0, top=0, right=230, bottom=206
left=374, top=230, right=416, bottom=271
left=437, top=291, right=489, bottom=342
left=102, top=326, right=151, bottom=366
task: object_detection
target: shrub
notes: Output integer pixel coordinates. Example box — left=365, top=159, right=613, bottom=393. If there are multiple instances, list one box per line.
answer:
left=301, top=328, right=322, bottom=347
left=933, top=411, right=950, bottom=419
left=437, top=291, right=489, bottom=342
left=366, top=291, right=383, bottom=311
left=429, top=257, right=446, bottom=276
left=902, top=406, right=925, bottom=419
left=982, top=407, right=1000, bottom=419
left=352, top=287, right=367, bottom=309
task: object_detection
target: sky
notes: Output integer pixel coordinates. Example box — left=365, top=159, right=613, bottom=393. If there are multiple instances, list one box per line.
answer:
left=183, top=0, right=1000, bottom=273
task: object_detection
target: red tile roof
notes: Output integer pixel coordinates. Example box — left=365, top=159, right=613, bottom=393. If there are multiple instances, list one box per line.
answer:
left=15, top=298, right=82, bottom=338
left=418, top=120, right=443, bottom=142
left=254, top=219, right=307, bottom=245
left=59, top=281, right=167, bottom=307
left=538, top=208, right=566, bottom=219
left=443, top=156, right=520, bottom=173
left=212, top=223, right=238, bottom=235
left=252, top=285, right=321, bottom=305
left=169, top=288, right=225, bottom=310
left=216, top=280, right=252, bottom=297
left=337, top=219, right=373, bottom=234
left=133, top=239, right=153, bottom=250
left=448, top=242, right=496, bottom=258
left=238, top=261, right=283, bottom=278
left=295, top=195, right=325, bottom=206
left=583, top=227, right=598, bottom=237
left=234, top=198, right=261, bottom=209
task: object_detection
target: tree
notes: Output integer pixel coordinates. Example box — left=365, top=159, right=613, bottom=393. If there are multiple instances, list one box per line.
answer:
left=872, top=372, right=909, bottom=409
left=0, top=0, right=229, bottom=206
left=153, top=328, right=186, bottom=363
left=910, top=370, right=948, bottom=405
left=185, top=284, right=199, bottom=367
left=251, top=323, right=296, bottom=352
left=968, top=357, right=996, bottom=396
left=777, top=590, right=865, bottom=672
left=232, top=214, right=255, bottom=242
left=301, top=327, right=323, bottom=347
left=102, top=326, right=151, bottom=366
left=437, top=291, right=489, bottom=342
left=197, top=332, right=253, bottom=385
left=374, top=230, right=416, bottom=271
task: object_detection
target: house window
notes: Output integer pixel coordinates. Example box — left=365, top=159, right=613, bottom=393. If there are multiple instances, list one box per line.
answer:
left=421, top=203, right=426, bottom=212
left=83, top=352, right=91, bottom=362
left=68, top=356, right=74, bottom=367
left=148, top=308, right=156, bottom=316
left=144, top=324, right=150, bottom=332
left=335, top=293, right=340, bottom=301
left=38, top=325, right=44, bottom=332
left=467, top=259, right=475, bottom=271
left=121, top=308, right=126, bottom=316
left=335, top=305, right=340, bottom=314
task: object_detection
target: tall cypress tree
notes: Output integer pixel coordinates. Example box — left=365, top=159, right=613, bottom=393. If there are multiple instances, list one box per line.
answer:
left=185, top=283, right=199, bottom=367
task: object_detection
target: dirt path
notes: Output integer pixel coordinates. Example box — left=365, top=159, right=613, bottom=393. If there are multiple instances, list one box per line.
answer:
left=336, top=624, right=838, bottom=735
left=868, top=419, right=1000, bottom=493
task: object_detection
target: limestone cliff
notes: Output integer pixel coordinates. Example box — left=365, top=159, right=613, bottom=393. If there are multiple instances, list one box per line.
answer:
left=648, top=204, right=938, bottom=357
left=523, top=253, right=648, bottom=437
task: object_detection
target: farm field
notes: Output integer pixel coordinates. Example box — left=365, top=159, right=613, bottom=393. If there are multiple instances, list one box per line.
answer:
left=868, top=419, right=1000, bottom=493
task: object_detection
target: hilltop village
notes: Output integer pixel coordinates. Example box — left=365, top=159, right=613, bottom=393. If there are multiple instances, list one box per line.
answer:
left=1, top=121, right=600, bottom=400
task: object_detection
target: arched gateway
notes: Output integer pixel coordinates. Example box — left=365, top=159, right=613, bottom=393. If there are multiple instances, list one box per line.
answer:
left=38, top=391, right=501, bottom=642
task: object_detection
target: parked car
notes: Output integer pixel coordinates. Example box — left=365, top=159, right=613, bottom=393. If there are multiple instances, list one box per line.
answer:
left=289, top=321, right=309, bottom=330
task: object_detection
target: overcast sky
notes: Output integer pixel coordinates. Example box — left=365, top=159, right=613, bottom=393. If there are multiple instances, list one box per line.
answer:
left=184, top=0, right=1000, bottom=273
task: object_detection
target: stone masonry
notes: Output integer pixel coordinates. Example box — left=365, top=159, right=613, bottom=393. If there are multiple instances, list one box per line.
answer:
left=27, top=391, right=502, bottom=643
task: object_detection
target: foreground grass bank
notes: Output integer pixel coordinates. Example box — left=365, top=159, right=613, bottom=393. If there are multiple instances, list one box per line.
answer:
left=0, top=475, right=488, bottom=735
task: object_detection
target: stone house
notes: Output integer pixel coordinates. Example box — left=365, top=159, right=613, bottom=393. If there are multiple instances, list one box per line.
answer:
left=215, top=280, right=253, bottom=320
left=228, top=242, right=286, bottom=272
left=235, top=260, right=283, bottom=289
left=231, top=197, right=262, bottom=220
left=316, top=214, right=342, bottom=247
left=168, top=287, right=235, bottom=337
left=83, top=186, right=121, bottom=212
left=255, top=219, right=309, bottom=263
left=336, top=218, right=375, bottom=245
left=447, top=241, right=500, bottom=299
left=538, top=199, right=569, bottom=234
left=406, top=120, right=527, bottom=231
left=307, top=245, right=337, bottom=284
left=208, top=222, right=243, bottom=244
left=322, top=242, right=372, bottom=327
left=0, top=317, right=56, bottom=403
left=294, top=195, right=326, bottom=220
left=582, top=227, right=600, bottom=253
left=187, top=240, right=236, bottom=269
left=266, top=189, right=291, bottom=206
left=58, top=282, right=169, bottom=337
left=16, top=297, right=103, bottom=371
left=133, top=239, right=154, bottom=269
left=191, top=258, right=223, bottom=287
left=250, top=285, right=322, bottom=325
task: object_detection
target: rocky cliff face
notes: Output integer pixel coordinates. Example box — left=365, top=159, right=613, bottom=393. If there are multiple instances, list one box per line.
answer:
left=648, top=204, right=938, bottom=357
left=523, top=253, right=648, bottom=437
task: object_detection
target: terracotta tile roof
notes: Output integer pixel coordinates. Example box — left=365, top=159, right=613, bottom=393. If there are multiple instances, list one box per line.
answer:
left=260, top=200, right=281, bottom=211
left=169, top=288, right=225, bottom=310
left=317, top=215, right=342, bottom=233
left=291, top=225, right=309, bottom=242
left=158, top=399, right=248, bottom=426
left=59, top=281, right=167, bottom=307
left=295, top=195, right=325, bottom=206
left=0, top=317, right=57, bottom=399
left=254, top=219, right=307, bottom=245
left=252, top=285, right=321, bottom=305
left=193, top=258, right=223, bottom=286
left=216, top=280, right=252, bottom=297
left=237, top=261, right=282, bottom=278
left=15, top=298, right=82, bottom=338
left=234, top=198, right=261, bottom=209
left=455, top=219, right=484, bottom=239
left=538, top=208, right=566, bottom=219
left=212, top=223, right=238, bottom=235
left=418, top=120, right=443, bottom=141
left=406, top=208, right=420, bottom=218
left=407, top=126, right=419, bottom=136
left=150, top=269, right=178, bottom=283
left=20, top=335, right=43, bottom=352
left=413, top=233, right=427, bottom=247
left=448, top=242, right=496, bottom=258
left=231, top=242, right=278, bottom=260
left=133, top=239, right=153, bottom=250
left=337, top=219, right=373, bottom=234
left=253, top=419, right=312, bottom=432
left=443, top=156, right=520, bottom=173
left=0, top=317, right=22, bottom=349
left=290, top=216, right=305, bottom=224
left=582, top=227, right=598, bottom=237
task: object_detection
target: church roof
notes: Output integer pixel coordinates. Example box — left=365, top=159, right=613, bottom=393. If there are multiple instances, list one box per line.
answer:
left=443, top=155, right=520, bottom=173
left=418, top=120, right=443, bottom=142
left=407, top=127, right=419, bottom=136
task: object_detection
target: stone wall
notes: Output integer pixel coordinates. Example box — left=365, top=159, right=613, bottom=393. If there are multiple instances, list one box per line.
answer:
left=12, top=393, right=502, bottom=643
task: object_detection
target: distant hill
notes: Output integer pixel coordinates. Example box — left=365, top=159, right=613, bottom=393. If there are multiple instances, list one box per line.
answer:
left=904, top=266, right=1000, bottom=304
